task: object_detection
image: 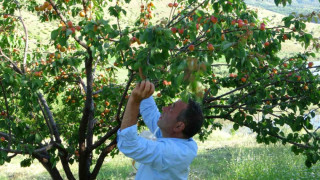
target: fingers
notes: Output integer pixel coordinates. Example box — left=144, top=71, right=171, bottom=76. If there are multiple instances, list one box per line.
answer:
left=140, top=80, right=154, bottom=98
left=149, top=83, right=155, bottom=96
left=143, top=81, right=151, bottom=95
left=132, top=80, right=155, bottom=101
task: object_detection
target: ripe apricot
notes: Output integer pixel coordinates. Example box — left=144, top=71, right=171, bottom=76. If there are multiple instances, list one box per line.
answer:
left=79, top=11, right=85, bottom=17
left=188, top=45, right=195, bottom=51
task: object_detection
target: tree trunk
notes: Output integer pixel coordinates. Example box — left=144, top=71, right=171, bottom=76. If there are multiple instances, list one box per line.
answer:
left=41, top=161, right=64, bottom=180
left=33, top=153, right=63, bottom=180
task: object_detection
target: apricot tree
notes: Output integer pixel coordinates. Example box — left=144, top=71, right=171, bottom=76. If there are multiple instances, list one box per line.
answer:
left=1, top=0, right=320, bottom=179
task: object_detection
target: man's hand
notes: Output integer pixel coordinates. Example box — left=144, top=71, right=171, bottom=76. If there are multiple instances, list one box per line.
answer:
left=130, top=80, right=155, bottom=104
left=120, top=80, right=155, bottom=130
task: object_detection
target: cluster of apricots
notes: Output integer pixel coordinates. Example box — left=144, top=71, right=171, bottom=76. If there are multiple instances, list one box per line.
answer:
left=34, top=71, right=43, bottom=77
left=34, top=1, right=56, bottom=21
left=211, top=74, right=217, bottom=84
left=168, top=2, right=179, bottom=8
left=139, top=2, right=154, bottom=26
left=35, top=1, right=53, bottom=12
left=162, top=80, right=172, bottom=86
left=100, top=100, right=111, bottom=118
left=66, top=95, right=76, bottom=103
left=59, top=20, right=81, bottom=35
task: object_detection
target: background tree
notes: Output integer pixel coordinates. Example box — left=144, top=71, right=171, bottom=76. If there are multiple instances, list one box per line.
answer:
left=1, top=0, right=320, bottom=179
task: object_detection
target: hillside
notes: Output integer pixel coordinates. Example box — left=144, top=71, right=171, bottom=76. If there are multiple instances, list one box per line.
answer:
left=245, top=0, right=320, bottom=16
left=247, top=5, right=320, bottom=59
left=14, top=1, right=320, bottom=61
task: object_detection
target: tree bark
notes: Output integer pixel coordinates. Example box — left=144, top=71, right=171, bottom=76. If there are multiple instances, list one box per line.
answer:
left=33, top=153, right=63, bottom=180
left=79, top=50, right=94, bottom=180
left=41, top=161, right=64, bottom=180
left=90, top=139, right=117, bottom=180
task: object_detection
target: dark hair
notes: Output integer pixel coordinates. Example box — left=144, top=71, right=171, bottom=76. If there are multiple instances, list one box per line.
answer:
left=177, top=99, right=204, bottom=138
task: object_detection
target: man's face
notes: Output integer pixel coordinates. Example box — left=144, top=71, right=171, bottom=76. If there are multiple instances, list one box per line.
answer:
left=157, top=100, right=188, bottom=137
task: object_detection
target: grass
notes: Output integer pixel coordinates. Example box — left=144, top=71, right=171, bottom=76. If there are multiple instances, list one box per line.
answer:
left=191, top=146, right=320, bottom=180
left=191, top=128, right=320, bottom=180
left=1, top=127, right=320, bottom=180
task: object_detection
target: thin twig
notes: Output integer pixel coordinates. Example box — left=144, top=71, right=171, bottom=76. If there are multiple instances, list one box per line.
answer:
left=0, top=48, right=23, bottom=75
left=17, top=12, right=28, bottom=73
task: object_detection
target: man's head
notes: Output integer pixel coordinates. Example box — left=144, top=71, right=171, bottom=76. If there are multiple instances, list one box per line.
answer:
left=157, top=99, right=204, bottom=138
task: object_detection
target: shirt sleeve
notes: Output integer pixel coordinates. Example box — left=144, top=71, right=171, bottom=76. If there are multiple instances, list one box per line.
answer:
left=140, top=96, right=161, bottom=136
left=117, top=125, right=167, bottom=171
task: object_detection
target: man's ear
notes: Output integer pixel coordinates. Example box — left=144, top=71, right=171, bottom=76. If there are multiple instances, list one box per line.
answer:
left=174, top=121, right=185, bottom=133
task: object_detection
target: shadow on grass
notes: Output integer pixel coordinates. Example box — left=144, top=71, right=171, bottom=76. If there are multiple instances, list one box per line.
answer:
left=190, top=145, right=320, bottom=180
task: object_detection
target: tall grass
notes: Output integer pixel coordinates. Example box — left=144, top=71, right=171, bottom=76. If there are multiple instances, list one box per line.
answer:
left=191, top=145, right=320, bottom=180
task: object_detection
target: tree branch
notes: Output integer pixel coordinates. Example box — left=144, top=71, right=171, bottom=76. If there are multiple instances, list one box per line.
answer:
left=53, top=142, right=76, bottom=180
left=0, top=143, right=54, bottom=155
left=167, top=1, right=205, bottom=28
left=90, top=139, right=117, bottom=180
left=37, top=93, right=61, bottom=143
left=89, top=124, right=120, bottom=152
left=37, top=98, right=54, bottom=142
left=205, top=82, right=252, bottom=103
left=0, top=48, right=23, bottom=75
left=72, top=66, right=87, bottom=94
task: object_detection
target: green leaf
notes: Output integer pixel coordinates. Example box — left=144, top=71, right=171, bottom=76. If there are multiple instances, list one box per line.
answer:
left=233, top=123, right=239, bottom=130
left=305, top=159, right=312, bottom=168
left=66, top=29, right=73, bottom=37
left=222, top=42, right=233, bottom=51
left=51, top=30, right=59, bottom=40
left=20, top=158, right=32, bottom=167
left=35, top=133, right=41, bottom=143
left=283, top=15, right=294, bottom=27
left=108, top=6, right=119, bottom=17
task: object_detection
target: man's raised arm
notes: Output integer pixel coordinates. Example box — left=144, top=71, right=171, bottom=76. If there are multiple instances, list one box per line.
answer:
left=120, top=80, right=155, bottom=130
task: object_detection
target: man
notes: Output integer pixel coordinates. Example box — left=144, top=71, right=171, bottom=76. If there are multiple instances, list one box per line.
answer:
left=117, top=80, right=204, bottom=180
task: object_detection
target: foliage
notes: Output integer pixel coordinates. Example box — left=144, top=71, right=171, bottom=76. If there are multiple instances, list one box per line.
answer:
left=0, top=0, right=320, bottom=179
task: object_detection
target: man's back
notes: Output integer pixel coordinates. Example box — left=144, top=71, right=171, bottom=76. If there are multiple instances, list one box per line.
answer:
left=135, top=137, right=197, bottom=180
